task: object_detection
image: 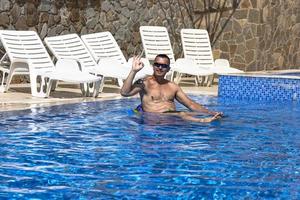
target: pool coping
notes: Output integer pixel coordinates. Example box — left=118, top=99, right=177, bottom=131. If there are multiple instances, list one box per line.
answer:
left=221, top=69, right=300, bottom=79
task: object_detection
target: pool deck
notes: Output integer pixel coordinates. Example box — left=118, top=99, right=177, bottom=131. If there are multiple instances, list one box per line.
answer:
left=0, top=78, right=218, bottom=112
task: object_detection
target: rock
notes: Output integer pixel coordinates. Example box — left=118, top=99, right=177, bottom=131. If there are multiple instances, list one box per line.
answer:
left=292, top=24, right=300, bottom=37
left=127, top=1, right=136, bottom=10
left=73, top=23, right=82, bottom=33
left=48, top=15, right=55, bottom=27
left=220, top=41, right=229, bottom=52
left=234, top=9, right=248, bottom=20
left=25, top=3, right=38, bottom=27
left=10, top=3, right=21, bottom=24
left=240, top=0, right=252, bottom=8
left=248, top=9, right=260, bottom=23
left=246, top=38, right=257, bottom=50
left=86, top=18, right=97, bottom=30
left=119, top=15, right=128, bottom=25
left=106, top=10, right=118, bottom=21
left=101, top=1, right=112, bottom=12
left=121, top=7, right=130, bottom=18
left=15, top=15, right=28, bottom=30
left=15, top=0, right=26, bottom=7
left=0, top=13, right=10, bottom=27
left=48, top=24, right=64, bottom=36
left=85, top=8, right=95, bottom=19
left=80, top=26, right=88, bottom=35
left=40, top=23, right=48, bottom=39
left=69, top=8, right=80, bottom=22
left=54, top=0, right=64, bottom=9
left=39, top=1, right=51, bottom=12
left=69, top=25, right=76, bottom=33
left=54, top=15, right=61, bottom=23
left=0, top=0, right=10, bottom=11
left=232, top=20, right=242, bottom=34
left=229, top=44, right=237, bottom=56
left=99, top=12, right=106, bottom=26
left=245, top=49, right=255, bottom=63
left=94, top=24, right=103, bottom=33
left=39, top=12, right=49, bottom=23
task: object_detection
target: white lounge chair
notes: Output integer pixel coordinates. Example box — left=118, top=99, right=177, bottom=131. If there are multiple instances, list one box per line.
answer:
left=181, top=29, right=244, bottom=75
left=81, top=31, right=152, bottom=85
left=0, top=53, right=29, bottom=92
left=45, top=33, right=150, bottom=92
left=140, top=26, right=213, bottom=84
left=0, top=30, right=101, bottom=97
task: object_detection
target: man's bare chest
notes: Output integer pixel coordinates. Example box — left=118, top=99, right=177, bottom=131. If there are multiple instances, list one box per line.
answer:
left=145, top=84, right=175, bottom=101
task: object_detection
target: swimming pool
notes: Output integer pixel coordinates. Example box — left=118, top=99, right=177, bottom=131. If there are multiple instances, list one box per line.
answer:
left=0, top=96, right=299, bottom=199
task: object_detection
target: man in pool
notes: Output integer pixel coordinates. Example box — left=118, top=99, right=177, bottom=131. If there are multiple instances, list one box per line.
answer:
left=120, top=54, right=223, bottom=123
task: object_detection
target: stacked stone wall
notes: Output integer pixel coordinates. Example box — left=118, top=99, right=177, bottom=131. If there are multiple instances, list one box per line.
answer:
left=215, top=0, right=300, bottom=71
left=0, top=0, right=299, bottom=72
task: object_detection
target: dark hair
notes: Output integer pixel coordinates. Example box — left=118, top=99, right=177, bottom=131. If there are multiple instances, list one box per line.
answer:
left=155, top=54, right=170, bottom=65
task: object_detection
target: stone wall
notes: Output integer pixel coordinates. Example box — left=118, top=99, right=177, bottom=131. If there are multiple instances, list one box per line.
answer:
left=0, top=0, right=299, bottom=72
left=215, top=0, right=300, bottom=71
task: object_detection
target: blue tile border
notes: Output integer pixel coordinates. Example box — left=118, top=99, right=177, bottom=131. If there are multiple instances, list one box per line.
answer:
left=218, top=75, right=300, bottom=101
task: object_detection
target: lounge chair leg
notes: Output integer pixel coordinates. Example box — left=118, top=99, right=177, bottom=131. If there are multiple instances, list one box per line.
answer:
left=29, top=73, right=48, bottom=98
left=117, top=78, right=123, bottom=87
left=206, top=74, right=214, bottom=87
left=99, top=78, right=105, bottom=93
left=170, top=71, right=175, bottom=82
left=174, top=73, right=182, bottom=84
left=51, top=80, right=58, bottom=91
left=80, top=83, right=87, bottom=96
left=196, top=76, right=204, bottom=86
left=0, top=70, right=9, bottom=93
left=46, top=79, right=54, bottom=97
left=81, top=82, right=94, bottom=96
left=194, top=76, right=199, bottom=86
left=92, top=80, right=101, bottom=98
left=80, top=80, right=102, bottom=97
left=4, top=69, right=15, bottom=92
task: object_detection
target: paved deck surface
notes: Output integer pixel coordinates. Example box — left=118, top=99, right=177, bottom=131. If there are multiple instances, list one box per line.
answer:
left=0, top=79, right=218, bottom=112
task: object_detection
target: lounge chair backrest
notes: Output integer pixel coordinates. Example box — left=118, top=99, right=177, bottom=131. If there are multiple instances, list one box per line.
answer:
left=139, top=26, right=176, bottom=66
left=44, top=34, right=97, bottom=72
left=181, top=29, right=215, bottom=68
left=0, top=30, right=54, bottom=70
left=81, top=32, right=127, bottom=66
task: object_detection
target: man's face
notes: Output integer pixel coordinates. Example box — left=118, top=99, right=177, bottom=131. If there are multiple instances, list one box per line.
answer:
left=153, top=57, right=170, bottom=77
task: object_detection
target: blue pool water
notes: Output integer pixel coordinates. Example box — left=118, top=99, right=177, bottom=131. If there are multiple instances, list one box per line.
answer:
left=0, top=96, right=299, bottom=199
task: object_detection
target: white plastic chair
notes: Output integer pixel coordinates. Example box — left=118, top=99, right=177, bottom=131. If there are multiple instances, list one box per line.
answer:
left=0, top=53, right=29, bottom=92
left=45, top=33, right=149, bottom=91
left=181, top=29, right=244, bottom=75
left=0, top=30, right=101, bottom=97
left=140, top=26, right=212, bottom=83
left=140, top=26, right=176, bottom=66
left=81, top=31, right=153, bottom=85
left=139, top=26, right=176, bottom=80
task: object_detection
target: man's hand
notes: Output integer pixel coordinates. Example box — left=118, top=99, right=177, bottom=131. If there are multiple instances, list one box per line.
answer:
left=132, top=56, right=144, bottom=72
left=208, top=111, right=224, bottom=117
left=200, top=113, right=223, bottom=123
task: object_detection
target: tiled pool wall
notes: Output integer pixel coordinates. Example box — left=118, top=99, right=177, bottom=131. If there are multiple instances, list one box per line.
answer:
left=218, top=74, right=300, bottom=101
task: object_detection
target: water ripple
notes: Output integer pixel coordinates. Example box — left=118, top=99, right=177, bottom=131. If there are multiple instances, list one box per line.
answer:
left=0, top=97, right=299, bottom=199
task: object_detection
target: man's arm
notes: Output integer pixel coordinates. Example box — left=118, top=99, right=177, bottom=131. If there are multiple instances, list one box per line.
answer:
left=120, top=56, right=144, bottom=97
left=175, top=86, right=222, bottom=115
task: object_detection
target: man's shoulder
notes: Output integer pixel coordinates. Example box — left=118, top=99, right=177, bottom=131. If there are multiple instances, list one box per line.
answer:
left=168, top=80, right=180, bottom=88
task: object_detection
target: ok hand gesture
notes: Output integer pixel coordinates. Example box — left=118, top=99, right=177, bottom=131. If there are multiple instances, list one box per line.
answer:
left=132, top=56, right=144, bottom=72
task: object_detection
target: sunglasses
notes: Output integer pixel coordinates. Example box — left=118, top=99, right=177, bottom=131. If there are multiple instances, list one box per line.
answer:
left=153, top=62, right=170, bottom=69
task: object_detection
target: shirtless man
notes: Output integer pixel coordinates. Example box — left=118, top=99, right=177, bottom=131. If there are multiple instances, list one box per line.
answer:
left=120, top=54, right=223, bottom=123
